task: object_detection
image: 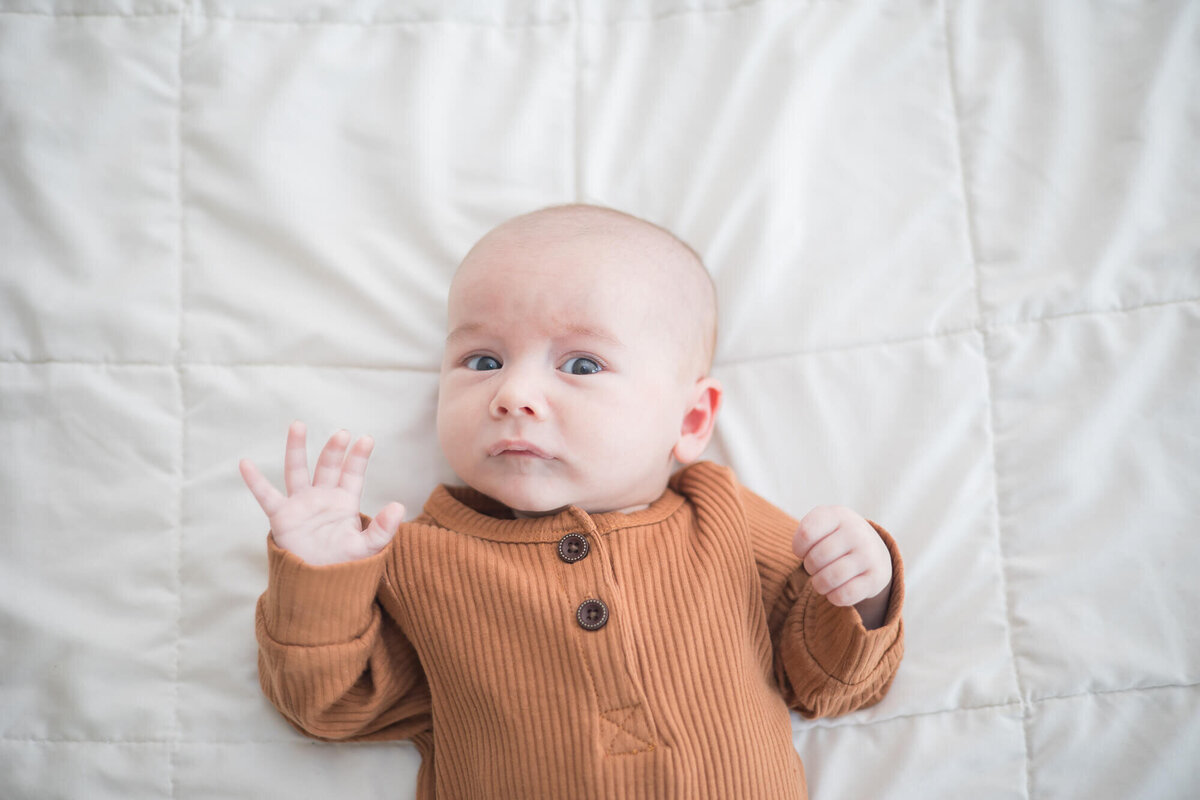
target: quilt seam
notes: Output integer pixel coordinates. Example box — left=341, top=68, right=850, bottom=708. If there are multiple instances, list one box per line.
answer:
left=572, top=0, right=584, bottom=201
left=8, top=676, right=1197, bottom=746
left=0, top=0, right=779, bottom=27
left=166, top=6, right=188, bottom=799
left=2, top=297, right=1195, bottom=372
left=794, top=676, right=1200, bottom=732
left=937, top=2, right=1033, bottom=799
left=0, top=10, right=180, bottom=19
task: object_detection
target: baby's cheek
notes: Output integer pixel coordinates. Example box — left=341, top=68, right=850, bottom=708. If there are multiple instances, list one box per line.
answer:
left=574, top=422, right=611, bottom=460
left=436, top=399, right=476, bottom=467
left=597, top=413, right=663, bottom=465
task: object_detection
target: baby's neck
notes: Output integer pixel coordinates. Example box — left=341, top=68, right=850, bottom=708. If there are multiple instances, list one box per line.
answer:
left=511, top=502, right=650, bottom=520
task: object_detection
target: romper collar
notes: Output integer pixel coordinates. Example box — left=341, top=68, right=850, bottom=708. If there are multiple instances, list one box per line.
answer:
left=420, top=482, right=687, bottom=544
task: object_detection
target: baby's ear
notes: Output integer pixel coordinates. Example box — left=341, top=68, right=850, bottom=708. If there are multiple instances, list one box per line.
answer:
left=673, top=377, right=723, bottom=464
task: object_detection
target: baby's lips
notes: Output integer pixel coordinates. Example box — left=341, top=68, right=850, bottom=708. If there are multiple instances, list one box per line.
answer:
left=488, top=439, right=553, bottom=459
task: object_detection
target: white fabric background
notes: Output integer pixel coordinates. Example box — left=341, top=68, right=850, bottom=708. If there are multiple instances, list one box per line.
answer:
left=1, top=1, right=1197, bottom=798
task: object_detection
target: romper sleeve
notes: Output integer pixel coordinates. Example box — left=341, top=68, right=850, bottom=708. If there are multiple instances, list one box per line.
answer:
left=255, top=520, right=432, bottom=742
left=739, top=484, right=906, bottom=719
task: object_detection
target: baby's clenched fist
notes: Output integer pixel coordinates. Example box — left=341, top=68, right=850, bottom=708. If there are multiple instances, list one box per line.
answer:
left=792, top=505, right=893, bottom=630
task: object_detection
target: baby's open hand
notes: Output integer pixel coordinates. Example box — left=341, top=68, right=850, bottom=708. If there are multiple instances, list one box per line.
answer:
left=239, top=421, right=404, bottom=566
left=792, top=505, right=892, bottom=629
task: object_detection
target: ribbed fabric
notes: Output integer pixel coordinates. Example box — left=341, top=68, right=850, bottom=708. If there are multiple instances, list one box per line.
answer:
left=256, top=461, right=905, bottom=799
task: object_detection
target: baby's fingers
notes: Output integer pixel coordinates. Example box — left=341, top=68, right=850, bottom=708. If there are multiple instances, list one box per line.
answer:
left=338, top=435, right=375, bottom=500
left=792, top=505, right=842, bottom=560
left=283, top=421, right=310, bottom=496
left=239, top=458, right=285, bottom=517
left=824, top=574, right=880, bottom=608
left=312, top=429, right=351, bottom=488
left=809, top=553, right=862, bottom=597
left=812, top=553, right=890, bottom=609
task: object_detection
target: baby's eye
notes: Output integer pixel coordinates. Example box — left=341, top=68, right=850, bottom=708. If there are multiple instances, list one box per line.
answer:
left=466, top=355, right=502, bottom=371
left=560, top=356, right=603, bottom=375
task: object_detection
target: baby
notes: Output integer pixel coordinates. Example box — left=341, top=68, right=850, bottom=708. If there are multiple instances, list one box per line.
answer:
left=240, top=204, right=904, bottom=799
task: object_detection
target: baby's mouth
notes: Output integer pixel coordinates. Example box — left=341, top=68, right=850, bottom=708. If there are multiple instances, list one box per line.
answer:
left=489, top=440, right=553, bottom=459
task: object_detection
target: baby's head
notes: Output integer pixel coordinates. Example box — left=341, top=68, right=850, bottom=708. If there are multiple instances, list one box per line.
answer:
left=436, top=204, right=722, bottom=516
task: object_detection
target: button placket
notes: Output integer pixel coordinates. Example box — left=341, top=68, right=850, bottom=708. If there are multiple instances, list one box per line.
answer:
left=555, top=514, right=658, bottom=755
left=556, top=528, right=605, bottom=630
left=557, top=530, right=602, bottom=630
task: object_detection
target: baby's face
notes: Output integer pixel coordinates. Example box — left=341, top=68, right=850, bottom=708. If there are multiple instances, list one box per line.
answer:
left=436, top=222, right=703, bottom=516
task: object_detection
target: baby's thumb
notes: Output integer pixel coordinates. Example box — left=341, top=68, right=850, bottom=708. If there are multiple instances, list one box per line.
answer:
left=364, top=502, right=405, bottom=552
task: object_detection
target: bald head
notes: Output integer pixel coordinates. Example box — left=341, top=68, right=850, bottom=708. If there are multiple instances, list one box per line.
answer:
left=457, top=204, right=718, bottom=376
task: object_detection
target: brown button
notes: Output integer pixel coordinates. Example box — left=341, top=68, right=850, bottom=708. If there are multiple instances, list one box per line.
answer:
left=576, top=599, right=609, bottom=631
left=557, top=533, right=589, bottom=563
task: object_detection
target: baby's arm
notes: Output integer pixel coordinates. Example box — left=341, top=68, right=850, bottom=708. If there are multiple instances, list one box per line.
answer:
left=242, top=422, right=430, bottom=741
left=743, top=488, right=904, bottom=720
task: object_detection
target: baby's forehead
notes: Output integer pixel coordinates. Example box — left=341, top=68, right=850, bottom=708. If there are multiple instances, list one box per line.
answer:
left=468, top=209, right=693, bottom=282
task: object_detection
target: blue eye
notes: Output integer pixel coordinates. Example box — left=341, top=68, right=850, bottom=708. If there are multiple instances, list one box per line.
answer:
left=561, top=356, right=602, bottom=375
left=466, top=355, right=502, bottom=371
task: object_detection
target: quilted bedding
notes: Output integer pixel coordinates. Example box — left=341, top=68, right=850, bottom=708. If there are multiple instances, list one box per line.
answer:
left=2, top=0, right=1198, bottom=797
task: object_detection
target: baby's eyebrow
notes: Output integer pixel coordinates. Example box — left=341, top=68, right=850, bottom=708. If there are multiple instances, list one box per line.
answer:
left=560, top=324, right=623, bottom=348
left=445, top=322, right=484, bottom=345
left=446, top=321, right=492, bottom=345
left=445, top=321, right=625, bottom=348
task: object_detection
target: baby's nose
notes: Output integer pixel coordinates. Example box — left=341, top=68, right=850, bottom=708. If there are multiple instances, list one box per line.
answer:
left=489, top=373, right=545, bottom=419
left=491, top=398, right=538, bottom=417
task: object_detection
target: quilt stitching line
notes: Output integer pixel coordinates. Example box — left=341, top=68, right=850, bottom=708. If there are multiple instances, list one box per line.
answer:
left=797, top=677, right=1200, bottom=730
left=0, top=0, right=779, bottom=27
left=979, top=294, right=1200, bottom=332
left=2, top=297, right=1195, bottom=372
left=936, top=2, right=1033, bottom=799
left=8, top=675, right=1198, bottom=746
left=0, top=10, right=180, bottom=20
left=572, top=0, right=584, bottom=201
left=189, top=14, right=574, bottom=30
left=166, top=9, right=190, bottom=800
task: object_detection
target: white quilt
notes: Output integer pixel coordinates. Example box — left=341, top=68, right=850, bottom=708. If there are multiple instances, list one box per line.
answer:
left=2, top=1, right=1198, bottom=797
